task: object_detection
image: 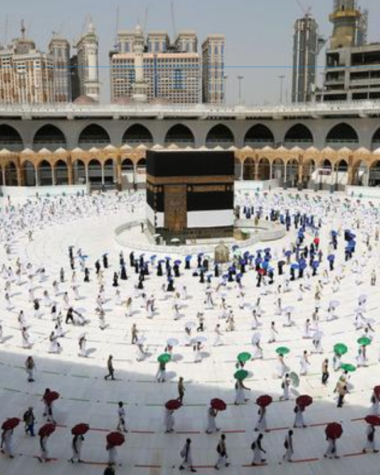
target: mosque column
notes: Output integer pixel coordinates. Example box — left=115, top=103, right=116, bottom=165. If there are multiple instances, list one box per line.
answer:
left=254, top=160, right=259, bottom=181
left=2, top=167, right=6, bottom=186
left=51, top=164, right=56, bottom=186
left=16, top=163, right=24, bottom=186
left=85, top=164, right=89, bottom=185
left=101, top=163, right=105, bottom=186
left=67, top=157, right=73, bottom=185
left=35, top=166, right=39, bottom=187
left=116, top=156, right=122, bottom=188
left=240, top=160, right=244, bottom=181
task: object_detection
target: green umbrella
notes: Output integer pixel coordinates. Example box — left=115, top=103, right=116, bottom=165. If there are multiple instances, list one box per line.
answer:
left=276, top=347, right=290, bottom=355
left=157, top=353, right=171, bottom=364
left=234, top=370, right=249, bottom=381
left=357, top=337, right=371, bottom=347
left=340, top=363, right=356, bottom=373
left=289, top=372, right=300, bottom=388
left=237, top=352, right=252, bottom=363
left=334, top=343, right=348, bottom=356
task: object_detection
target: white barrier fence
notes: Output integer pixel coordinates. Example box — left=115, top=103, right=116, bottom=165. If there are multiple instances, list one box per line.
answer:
left=0, top=185, right=89, bottom=199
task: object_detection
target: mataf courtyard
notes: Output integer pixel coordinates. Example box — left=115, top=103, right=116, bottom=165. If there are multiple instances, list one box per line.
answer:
left=0, top=188, right=379, bottom=475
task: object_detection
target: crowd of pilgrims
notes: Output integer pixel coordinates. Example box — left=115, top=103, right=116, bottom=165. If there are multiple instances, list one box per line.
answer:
left=0, top=190, right=379, bottom=470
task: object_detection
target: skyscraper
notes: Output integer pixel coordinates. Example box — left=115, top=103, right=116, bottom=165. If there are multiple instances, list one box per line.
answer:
left=292, top=15, right=324, bottom=103
left=49, top=34, right=71, bottom=103
left=75, top=21, right=100, bottom=102
left=0, top=22, right=54, bottom=104
left=109, top=26, right=201, bottom=104
left=202, top=35, right=225, bottom=104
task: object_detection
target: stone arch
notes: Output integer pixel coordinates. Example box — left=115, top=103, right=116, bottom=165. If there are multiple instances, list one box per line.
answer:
left=136, top=157, right=147, bottom=172
left=326, top=123, right=358, bottom=147
left=23, top=160, right=36, bottom=186
left=244, top=124, right=275, bottom=147
left=164, top=124, right=195, bottom=146
left=258, top=158, right=270, bottom=181
left=371, top=127, right=380, bottom=151
left=72, top=159, right=86, bottom=185
left=104, top=158, right=116, bottom=186
left=121, top=158, right=134, bottom=172
left=33, top=124, right=67, bottom=151
left=78, top=124, right=110, bottom=150
left=369, top=161, right=380, bottom=187
left=0, top=124, right=24, bottom=152
left=87, top=158, right=102, bottom=187
left=37, top=160, right=53, bottom=186
left=334, top=159, right=349, bottom=191
left=243, top=158, right=255, bottom=181
left=122, top=124, right=153, bottom=145
left=54, top=160, right=69, bottom=185
left=284, top=124, right=313, bottom=145
left=3, top=162, right=18, bottom=186
left=206, top=124, right=234, bottom=148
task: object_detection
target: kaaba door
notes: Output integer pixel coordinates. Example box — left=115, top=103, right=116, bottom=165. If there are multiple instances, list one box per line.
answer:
left=164, top=185, right=187, bottom=232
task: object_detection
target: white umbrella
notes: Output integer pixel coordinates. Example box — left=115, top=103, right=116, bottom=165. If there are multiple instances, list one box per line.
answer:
left=185, top=321, right=196, bottom=329
left=284, top=306, right=295, bottom=313
left=313, top=331, right=324, bottom=340
left=137, top=336, right=146, bottom=344
left=166, top=338, right=179, bottom=347
left=358, top=294, right=367, bottom=303
left=329, top=300, right=340, bottom=308
left=192, top=336, right=207, bottom=344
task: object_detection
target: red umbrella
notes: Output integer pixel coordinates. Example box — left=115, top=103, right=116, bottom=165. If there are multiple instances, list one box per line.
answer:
left=296, top=395, right=313, bottom=408
left=44, top=391, right=60, bottom=403
left=1, top=418, right=20, bottom=431
left=106, top=432, right=125, bottom=447
left=211, top=398, right=227, bottom=411
left=71, top=423, right=90, bottom=436
left=374, top=386, right=380, bottom=398
left=365, top=415, right=380, bottom=426
left=256, top=395, right=273, bottom=408
left=165, top=400, right=182, bottom=411
left=38, top=423, right=56, bottom=437
left=325, top=422, right=343, bottom=440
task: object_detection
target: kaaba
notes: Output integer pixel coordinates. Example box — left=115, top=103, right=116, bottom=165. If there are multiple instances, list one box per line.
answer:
left=146, top=150, right=235, bottom=242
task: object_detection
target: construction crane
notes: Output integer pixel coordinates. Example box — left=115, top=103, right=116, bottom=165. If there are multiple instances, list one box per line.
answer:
left=293, top=0, right=312, bottom=17
left=171, top=2, right=177, bottom=39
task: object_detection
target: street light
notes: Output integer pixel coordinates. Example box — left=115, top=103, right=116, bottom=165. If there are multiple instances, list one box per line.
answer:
left=278, top=75, right=285, bottom=104
left=237, top=75, right=244, bottom=105
left=223, top=74, right=228, bottom=104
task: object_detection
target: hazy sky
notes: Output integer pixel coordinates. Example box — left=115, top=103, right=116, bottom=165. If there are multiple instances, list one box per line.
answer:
left=2, top=0, right=380, bottom=105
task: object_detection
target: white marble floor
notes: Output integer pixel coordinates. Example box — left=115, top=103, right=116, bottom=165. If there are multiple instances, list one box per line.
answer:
left=0, top=190, right=379, bottom=475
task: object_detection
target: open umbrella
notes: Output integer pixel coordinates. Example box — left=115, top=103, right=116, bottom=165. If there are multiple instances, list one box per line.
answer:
left=166, top=338, right=179, bottom=347
left=357, top=337, right=371, bottom=346
left=191, top=336, right=207, bottom=344
left=71, top=423, right=90, bottom=436
left=174, top=260, right=181, bottom=266
left=276, top=347, right=290, bottom=355
left=184, top=321, right=196, bottom=329
left=296, top=395, right=313, bottom=408
left=165, top=400, right=182, bottom=411
left=256, top=395, right=273, bottom=408
left=157, top=353, right=171, bottom=364
left=38, top=423, right=56, bottom=437
left=1, top=418, right=20, bottom=431
left=45, top=391, right=60, bottom=403
left=374, top=386, right=380, bottom=398
left=283, top=306, right=295, bottom=314
left=234, top=370, right=249, bottom=381
left=365, top=415, right=380, bottom=426
left=340, top=363, right=356, bottom=373
left=211, top=399, right=227, bottom=411
left=334, top=343, right=348, bottom=356
left=107, top=432, right=125, bottom=447
left=330, top=300, right=340, bottom=308
left=237, top=352, right=252, bottom=363
left=325, top=422, right=343, bottom=440
left=289, top=372, right=300, bottom=388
